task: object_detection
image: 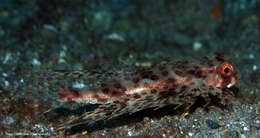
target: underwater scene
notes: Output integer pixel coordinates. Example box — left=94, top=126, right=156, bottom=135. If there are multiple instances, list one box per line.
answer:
left=0, top=0, right=260, bottom=137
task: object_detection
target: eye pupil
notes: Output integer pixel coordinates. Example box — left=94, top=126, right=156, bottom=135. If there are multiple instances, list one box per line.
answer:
left=224, top=67, right=230, bottom=73
left=220, top=62, right=234, bottom=76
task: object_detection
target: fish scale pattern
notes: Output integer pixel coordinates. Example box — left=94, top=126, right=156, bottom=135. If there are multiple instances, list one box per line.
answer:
left=0, top=54, right=239, bottom=131
left=57, top=54, right=239, bottom=129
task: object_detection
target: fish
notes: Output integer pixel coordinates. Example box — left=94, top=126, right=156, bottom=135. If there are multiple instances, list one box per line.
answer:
left=55, top=53, right=239, bottom=130
left=1, top=53, right=239, bottom=132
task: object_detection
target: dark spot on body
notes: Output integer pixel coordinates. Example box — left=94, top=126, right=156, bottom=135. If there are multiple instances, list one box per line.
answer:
left=124, top=98, right=130, bottom=102
left=97, top=97, right=108, bottom=102
left=102, top=88, right=110, bottom=94
left=187, top=69, right=196, bottom=75
left=120, top=102, right=127, bottom=108
left=125, top=76, right=130, bottom=81
left=26, top=99, right=34, bottom=105
left=178, top=99, right=184, bottom=103
left=132, top=77, right=140, bottom=83
left=186, top=94, right=193, bottom=97
left=113, top=100, right=120, bottom=104
left=166, top=78, right=176, bottom=83
left=179, top=95, right=184, bottom=98
left=140, top=69, right=153, bottom=79
left=134, top=84, right=140, bottom=88
left=106, top=111, right=112, bottom=116
left=137, top=106, right=143, bottom=110
left=143, top=82, right=150, bottom=87
left=159, top=66, right=166, bottom=70
left=151, top=89, right=157, bottom=94
left=208, top=63, right=214, bottom=67
left=175, top=60, right=188, bottom=69
left=182, top=60, right=188, bottom=64
left=194, top=65, right=200, bottom=70
left=133, top=94, right=141, bottom=99
left=194, top=70, right=203, bottom=78
left=163, top=85, right=168, bottom=89
left=101, top=83, right=107, bottom=87
left=162, top=71, right=169, bottom=76
left=151, top=75, right=159, bottom=80
left=121, top=87, right=127, bottom=92
left=38, top=81, right=43, bottom=86
left=142, top=91, right=147, bottom=95
left=159, top=89, right=177, bottom=99
left=168, top=87, right=177, bottom=93
left=46, top=77, right=52, bottom=81
left=176, top=64, right=185, bottom=69
left=145, top=95, right=153, bottom=101
left=215, top=53, right=225, bottom=62
left=191, top=88, right=200, bottom=92
left=111, top=91, right=123, bottom=97
left=114, top=83, right=122, bottom=88
left=141, top=74, right=148, bottom=79
left=209, top=70, right=214, bottom=73
left=179, top=85, right=188, bottom=93
left=67, top=89, right=81, bottom=97
left=224, top=98, right=229, bottom=103
left=209, top=87, right=214, bottom=91
left=38, top=91, right=44, bottom=96
left=175, top=70, right=183, bottom=76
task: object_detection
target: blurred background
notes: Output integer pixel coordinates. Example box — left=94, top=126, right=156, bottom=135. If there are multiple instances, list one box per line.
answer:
left=0, top=0, right=260, bottom=137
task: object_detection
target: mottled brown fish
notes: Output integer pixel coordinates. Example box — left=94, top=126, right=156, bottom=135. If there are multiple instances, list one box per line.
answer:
left=56, top=53, right=239, bottom=129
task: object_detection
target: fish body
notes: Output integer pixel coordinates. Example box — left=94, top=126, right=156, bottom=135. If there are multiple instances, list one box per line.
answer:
left=57, top=54, right=239, bottom=129
left=1, top=54, right=239, bottom=131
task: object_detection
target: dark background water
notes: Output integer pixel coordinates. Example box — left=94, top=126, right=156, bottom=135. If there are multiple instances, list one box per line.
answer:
left=0, top=0, right=260, bottom=137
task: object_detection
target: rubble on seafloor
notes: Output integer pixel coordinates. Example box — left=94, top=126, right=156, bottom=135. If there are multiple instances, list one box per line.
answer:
left=0, top=0, right=260, bottom=137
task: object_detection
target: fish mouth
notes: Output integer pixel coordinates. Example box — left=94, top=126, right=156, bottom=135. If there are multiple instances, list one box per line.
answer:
left=225, top=85, right=239, bottom=97
left=227, top=83, right=233, bottom=88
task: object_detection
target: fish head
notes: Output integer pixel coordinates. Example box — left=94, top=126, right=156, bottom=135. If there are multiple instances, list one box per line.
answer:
left=204, top=53, right=240, bottom=89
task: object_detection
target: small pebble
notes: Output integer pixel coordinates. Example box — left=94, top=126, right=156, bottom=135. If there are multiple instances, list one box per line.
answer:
left=255, top=119, right=260, bottom=125
left=206, top=120, right=220, bottom=129
left=128, top=131, right=133, bottom=136
left=105, top=33, right=125, bottom=41
left=58, top=58, right=66, bottom=64
left=3, top=52, right=11, bottom=64
left=218, top=120, right=225, bottom=126
left=188, top=132, right=193, bottom=136
left=43, top=24, right=58, bottom=32
left=193, top=42, right=202, bottom=51
left=2, top=72, right=8, bottom=77
left=72, top=82, right=86, bottom=89
left=0, top=116, right=15, bottom=125
left=243, top=126, right=249, bottom=131
left=249, top=53, right=255, bottom=59
left=135, top=62, right=140, bottom=67
left=241, top=134, right=246, bottom=138
left=32, top=58, right=41, bottom=66
left=59, top=51, right=66, bottom=57
left=4, top=80, right=9, bottom=87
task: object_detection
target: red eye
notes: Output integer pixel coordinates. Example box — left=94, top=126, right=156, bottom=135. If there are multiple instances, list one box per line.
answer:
left=219, top=62, right=233, bottom=76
